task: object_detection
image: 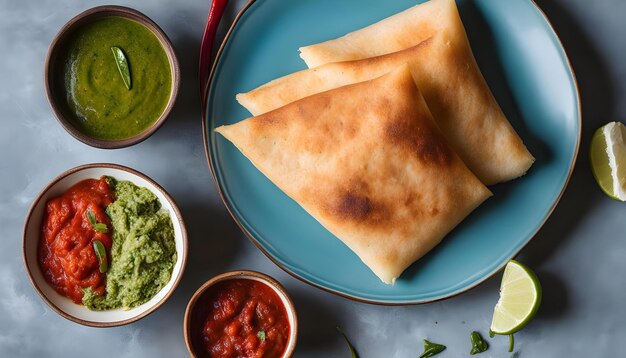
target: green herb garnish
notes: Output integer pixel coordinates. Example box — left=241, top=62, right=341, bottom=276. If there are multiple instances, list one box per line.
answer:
left=508, top=334, right=514, bottom=353
left=419, top=339, right=446, bottom=358
left=92, top=240, right=108, bottom=273
left=86, top=209, right=108, bottom=233
left=489, top=330, right=495, bottom=338
left=336, top=326, right=359, bottom=358
left=257, top=329, right=266, bottom=342
left=111, top=46, right=131, bottom=90
left=104, top=175, right=116, bottom=188
left=469, top=331, right=489, bottom=355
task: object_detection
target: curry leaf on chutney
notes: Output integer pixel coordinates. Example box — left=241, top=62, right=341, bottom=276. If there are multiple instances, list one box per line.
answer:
left=86, top=208, right=108, bottom=233
left=111, top=46, right=131, bottom=90
left=92, top=240, right=108, bottom=273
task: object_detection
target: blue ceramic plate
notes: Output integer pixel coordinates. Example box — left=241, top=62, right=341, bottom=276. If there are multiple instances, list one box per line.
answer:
left=204, top=0, right=580, bottom=304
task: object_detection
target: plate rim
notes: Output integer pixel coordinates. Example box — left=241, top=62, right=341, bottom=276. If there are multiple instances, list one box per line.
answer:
left=201, top=0, right=582, bottom=305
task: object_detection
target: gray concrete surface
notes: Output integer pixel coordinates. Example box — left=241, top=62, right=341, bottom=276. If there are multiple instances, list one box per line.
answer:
left=1, top=0, right=625, bottom=356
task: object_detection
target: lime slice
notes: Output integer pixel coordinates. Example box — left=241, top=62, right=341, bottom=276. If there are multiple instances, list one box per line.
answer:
left=590, top=121, right=626, bottom=201
left=490, top=260, right=541, bottom=335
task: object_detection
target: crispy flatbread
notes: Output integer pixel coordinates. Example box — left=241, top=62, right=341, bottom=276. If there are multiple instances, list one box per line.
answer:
left=217, top=67, right=491, bottom=284
left=238, top=0, right=534, bottom=185
left=300, top=0, right=461, bottom=67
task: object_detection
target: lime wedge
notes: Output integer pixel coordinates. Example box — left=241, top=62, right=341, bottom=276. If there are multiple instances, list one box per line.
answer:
left=490, top=260, right=541, bottom=335
left=590, top=121, right=626, bottom=201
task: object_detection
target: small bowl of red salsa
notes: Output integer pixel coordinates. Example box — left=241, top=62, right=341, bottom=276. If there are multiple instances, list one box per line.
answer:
left=185, top=271, right=298, bottom=358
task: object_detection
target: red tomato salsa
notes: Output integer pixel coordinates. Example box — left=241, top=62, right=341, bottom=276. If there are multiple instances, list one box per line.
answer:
left=38, top=177, right=114, bottom=304
left=202, top=279, right=290, bottom=358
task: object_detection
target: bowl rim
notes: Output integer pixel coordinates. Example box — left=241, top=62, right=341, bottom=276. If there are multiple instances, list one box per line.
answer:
left=183, top=270, right=298, bottom=357
left=43, top=5, right=181, bottom=149
left=22, top=163, right=189, bottom=327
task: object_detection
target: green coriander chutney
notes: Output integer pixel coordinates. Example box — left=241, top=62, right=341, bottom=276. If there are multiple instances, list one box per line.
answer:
left=57, top=16, right=172, bottom=140
left=83, top=178, right=177, bottom=310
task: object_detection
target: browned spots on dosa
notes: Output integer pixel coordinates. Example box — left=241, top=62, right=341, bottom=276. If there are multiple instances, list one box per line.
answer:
left=385, top=113, right=452, bottom=166
left=323, top=183, right=396, bottom=226
left=253, top=112, right=280, bottom=128
left=335, top=193, right=372, bottom=221
left=323, top=187, right=443, bottom=232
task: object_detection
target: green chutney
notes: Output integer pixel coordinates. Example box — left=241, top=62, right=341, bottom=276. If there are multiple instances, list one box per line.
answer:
left=57, top=16, right=172, bottom=140
left=83, top=178, right=177, bottom=310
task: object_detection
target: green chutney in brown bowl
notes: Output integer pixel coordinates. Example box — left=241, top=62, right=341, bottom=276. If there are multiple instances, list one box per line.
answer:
left=46, top=6, right=179, bottom=148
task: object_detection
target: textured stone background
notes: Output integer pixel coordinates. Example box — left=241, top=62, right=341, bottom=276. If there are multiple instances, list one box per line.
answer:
left=1, top=0, right=624, bottom=356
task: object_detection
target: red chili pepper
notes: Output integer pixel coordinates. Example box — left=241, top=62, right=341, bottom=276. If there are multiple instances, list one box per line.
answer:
left=199, top=0, right=229, bottom=109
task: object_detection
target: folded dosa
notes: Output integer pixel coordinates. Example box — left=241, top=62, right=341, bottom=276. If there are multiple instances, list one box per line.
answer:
left=238, top=1, right=534, bottom=185
left=217, top=67, right=491, bottom=284
left=300, top=0, right=462, bottom=67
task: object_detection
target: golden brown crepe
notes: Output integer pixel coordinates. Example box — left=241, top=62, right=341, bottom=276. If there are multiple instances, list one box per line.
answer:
left=299, top=0, right=461, bottom=67
left=237, top=0, right=534, bottom=185
left=217, top=67, right=492, bottom=284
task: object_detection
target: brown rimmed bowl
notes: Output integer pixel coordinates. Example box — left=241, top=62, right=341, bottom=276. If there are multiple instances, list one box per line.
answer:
left=44, top=5, right=180, bottom=149
left=184, top=270, right=298, bottom=357
left=22, top=163, right=188, bottom=327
